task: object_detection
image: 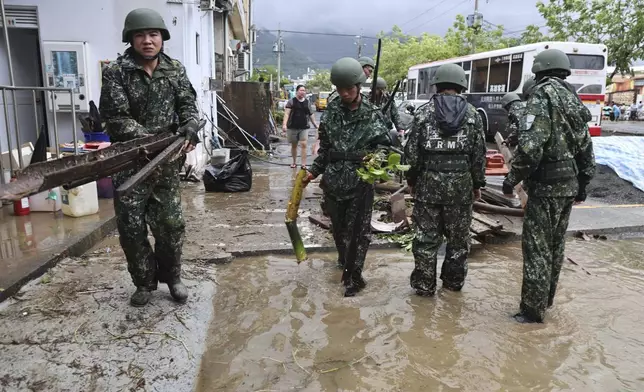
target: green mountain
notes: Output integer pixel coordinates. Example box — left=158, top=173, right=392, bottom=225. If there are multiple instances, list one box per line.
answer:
left=253, top=28, right=378, bottom=79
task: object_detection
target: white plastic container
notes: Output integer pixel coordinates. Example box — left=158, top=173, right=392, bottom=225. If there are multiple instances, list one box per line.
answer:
left=61, top=181, right=99, bottom=217
left=210, top=148, right=230, bottom=166
left=29, top=187, right=62, bottom=212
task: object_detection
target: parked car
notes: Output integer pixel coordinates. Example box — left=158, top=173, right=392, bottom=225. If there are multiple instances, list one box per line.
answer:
left=315, top=91, right=332, bottom=111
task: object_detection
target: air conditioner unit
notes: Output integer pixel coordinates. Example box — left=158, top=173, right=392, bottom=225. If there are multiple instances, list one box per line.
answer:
left=200, top=0, right=215, bottom=10
left=237, top=51, right=249, bottom=71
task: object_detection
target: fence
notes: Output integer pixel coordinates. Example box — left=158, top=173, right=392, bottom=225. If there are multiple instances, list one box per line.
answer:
left=0, top=85, right=78, bottom=184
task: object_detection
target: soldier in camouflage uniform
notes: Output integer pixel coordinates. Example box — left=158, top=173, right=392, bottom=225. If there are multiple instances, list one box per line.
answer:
left=319, top=57, right=376, bottom=216
left=305, top=57, right=392, bottom=297
left=405, top=63, right=487, bottom=297
left=502, top=49, right=596, bottom=323
left=501, top=92, right=524, bottom=148
left=100, top=8, right=200, bottom=307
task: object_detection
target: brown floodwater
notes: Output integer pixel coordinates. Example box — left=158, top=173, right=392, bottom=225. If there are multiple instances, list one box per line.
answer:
left=196, top=239, right=644, bottom=392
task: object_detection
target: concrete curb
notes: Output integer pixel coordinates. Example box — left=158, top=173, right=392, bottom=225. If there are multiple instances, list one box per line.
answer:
left=0, top=216, right=117, bottom=303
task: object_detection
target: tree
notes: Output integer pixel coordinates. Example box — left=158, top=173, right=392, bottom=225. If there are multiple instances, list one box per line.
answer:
left=305, top=70, right=332, bottom=91
left=537, top=0, right=644, bottom=77
left=250, top=65, right=290, bottom=87
left=375, top=18, right=548, bottom=87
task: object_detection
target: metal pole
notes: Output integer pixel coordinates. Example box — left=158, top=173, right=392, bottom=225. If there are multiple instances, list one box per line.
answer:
left=223, top=11, right=229, bottom=81
left=472, top=0, right=479, bottom=54
left=50, top=91, right=59, bottom=157
left=2, top=89, right=13, bottom=176
left=1, top=0, right=23, bottom=169
left=32, top=90, right=39, bottom=141
left=277, top=26, right=281, bottom=95
left=0, top=89, right=7, bottom=183
left=70, top=90, right=78, bottom=155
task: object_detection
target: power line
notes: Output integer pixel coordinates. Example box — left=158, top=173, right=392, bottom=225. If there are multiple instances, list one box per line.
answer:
left=260, top=29, right=378, bottom=39
left=406, top=0, right=471, bottom=33
left=397, top=0, right=442, bottom=29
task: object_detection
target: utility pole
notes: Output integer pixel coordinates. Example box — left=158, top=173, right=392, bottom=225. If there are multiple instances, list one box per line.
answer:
left=468, top=0, right=482, bottom=54
left=355, top=32, right=364, bottom=57
left=273, top=24, right=284, bottom=93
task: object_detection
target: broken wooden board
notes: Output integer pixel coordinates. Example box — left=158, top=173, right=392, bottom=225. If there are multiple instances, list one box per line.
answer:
left=0, top=133, right=179, bottom=201
left=481, top=188, right=522, bottom=208
left=472, top=212, right=503, bottom=231
left=309, top=215, right=332, bottom=230
left=470, top=220, right=497, bottom=236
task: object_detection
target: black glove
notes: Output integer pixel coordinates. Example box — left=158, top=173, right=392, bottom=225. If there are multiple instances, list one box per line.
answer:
left=178, top=120, right=200, bottom=146
left=575, top=185, right=587, bottom=203
left=504, top=132, right=518, bottom=147
left=502, top=180, right=514, bottom=195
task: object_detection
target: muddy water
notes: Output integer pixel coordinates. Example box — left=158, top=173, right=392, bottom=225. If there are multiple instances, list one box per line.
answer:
left=196, top=239, right=644, bottom=392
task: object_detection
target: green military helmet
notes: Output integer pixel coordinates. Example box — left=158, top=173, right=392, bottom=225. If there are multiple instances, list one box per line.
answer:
left=122, top=8, right=171, bottom=43
left=522, top=78, right=537, bottom=99
left=376, top=77, right=387, bottom=90
left=358, top=56, right=375, bottom=68
left=531, top=48, right=571, bottom=76
left=330, top=57, right=367, bottom=88
left=430, top=63, right=468, bottom=90
left=501, top=92, right=521, bottom=109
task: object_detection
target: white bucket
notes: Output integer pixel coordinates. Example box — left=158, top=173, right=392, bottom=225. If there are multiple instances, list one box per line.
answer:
left=61, top=182, right=99, bottom=217
left=29, top=187, right=62, bottom=212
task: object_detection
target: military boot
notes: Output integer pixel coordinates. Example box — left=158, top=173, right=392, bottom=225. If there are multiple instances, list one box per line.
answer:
left=168, top=280, right=188, bottom=304
left=343, top=270, right=366, bottom=297
left=130, top=287, right=152, bottom=307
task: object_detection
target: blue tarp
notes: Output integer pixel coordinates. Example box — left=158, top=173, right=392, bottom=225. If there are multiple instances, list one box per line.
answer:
left=593, top=136, right=644, bottom=192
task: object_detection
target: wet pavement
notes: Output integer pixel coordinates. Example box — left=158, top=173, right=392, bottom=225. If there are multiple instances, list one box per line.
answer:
left=2, top=237, right=643, bottom=391
left=602, top=121, right=644, bottom=135
left=195, top=239, right=644, bottom=392
left=0, top=199, right=115, bottom=301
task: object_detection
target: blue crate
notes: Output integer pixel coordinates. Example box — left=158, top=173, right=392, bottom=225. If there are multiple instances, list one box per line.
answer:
left=83, top=132, right=110, bottom=142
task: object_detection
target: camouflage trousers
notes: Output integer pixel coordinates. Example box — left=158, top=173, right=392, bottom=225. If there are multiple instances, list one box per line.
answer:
left=326, top=184, right=375, bottom=274
left=411, top=203, right=472, bottom=294
left=112, top=160, right=186, bottom=290
left=520, top=196, right=574, bottom=322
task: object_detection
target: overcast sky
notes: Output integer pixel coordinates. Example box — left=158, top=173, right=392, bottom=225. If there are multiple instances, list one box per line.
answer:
left=253, top=0, right=545, bottom=37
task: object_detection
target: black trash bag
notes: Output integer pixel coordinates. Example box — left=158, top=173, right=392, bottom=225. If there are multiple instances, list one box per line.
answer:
left=203, top=151, right=253, bottom=192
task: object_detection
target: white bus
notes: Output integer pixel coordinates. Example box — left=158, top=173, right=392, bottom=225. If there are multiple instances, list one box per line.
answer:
left=406, top=42, right=607, bottom=138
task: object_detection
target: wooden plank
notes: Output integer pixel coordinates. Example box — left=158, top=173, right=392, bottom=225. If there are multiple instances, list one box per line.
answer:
left=0, top=133, right=179, bottom=201
left=481, top=188, right=522, bottom=208
left=309, top=215, right=332, bottom=230
left=472, top=212, right=503, bottom=231
left=470, top=220, right=495, bottom=236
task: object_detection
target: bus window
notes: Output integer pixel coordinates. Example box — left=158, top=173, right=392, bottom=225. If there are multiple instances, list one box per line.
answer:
left=464, top=74, right=470, bottom=92
left=408, top=78, right=417, bottom=98
left=462, top=61, right=471, bottom=71
left=488, top=55, right=511, bottom=92
left=508, top=53, right=524, bottom=91
left=578, top=84, right=603, bottom=94
left=471, top=58, right=489, bottom=93
left=567, top=54, right=605, bottom=70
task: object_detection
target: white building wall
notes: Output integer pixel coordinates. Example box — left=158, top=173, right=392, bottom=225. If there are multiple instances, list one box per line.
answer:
left=0, top=0, right=216, bottom=172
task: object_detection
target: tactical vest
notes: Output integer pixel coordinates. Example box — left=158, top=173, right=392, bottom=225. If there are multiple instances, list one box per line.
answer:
left=422, top=129, right=470, bottom=172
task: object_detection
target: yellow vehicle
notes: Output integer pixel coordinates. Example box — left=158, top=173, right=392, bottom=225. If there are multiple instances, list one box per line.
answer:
left=315, top=91, right=332, bottom=111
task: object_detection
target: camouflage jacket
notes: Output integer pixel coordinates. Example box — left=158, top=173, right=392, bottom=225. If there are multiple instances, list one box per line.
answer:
left=99, top=48, right=199, bottom=142
left=505, top=101, right=526, bottom=142
left=310, top=97, right=392, bottom=201
left=405, top=94, right=487, bottom=205
left=505, top=77, right=596, bottom=197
